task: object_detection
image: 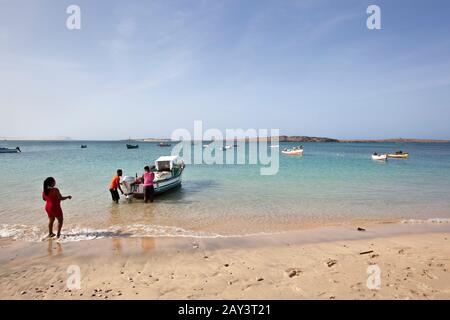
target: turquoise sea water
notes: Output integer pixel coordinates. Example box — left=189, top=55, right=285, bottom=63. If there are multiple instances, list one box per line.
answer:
left=1, top=141, right=450, bottom=241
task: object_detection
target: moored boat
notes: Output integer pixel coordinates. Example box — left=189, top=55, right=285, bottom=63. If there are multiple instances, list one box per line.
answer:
left=0, top=147, right=21, bottom=154
left=126, top=138, right=139, bottom=149
left=222, top=145, right=232, bottom=151
left=121, top=156, right=185, bottom=198
left=388, top=151, right=409, bottom=158
left=81, top=145, right=87, bottom=149
left=159, top=142, right=171, bottom=147
left=282, top=146, right=304, bottom=155
left=372, top=153, right=388, bottom=161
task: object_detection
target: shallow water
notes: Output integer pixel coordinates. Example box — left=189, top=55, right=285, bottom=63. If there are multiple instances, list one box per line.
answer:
left=1, top=141, right=450, bottom=240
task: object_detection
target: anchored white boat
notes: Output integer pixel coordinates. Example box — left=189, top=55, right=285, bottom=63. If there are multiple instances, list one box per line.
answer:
left=372, top=153, right=388, bottom=161
left=281, top=146, right=304, bottom=156
left=121, top=156, right=185, bottom=199
left=222, top=145, right=232, bottom=150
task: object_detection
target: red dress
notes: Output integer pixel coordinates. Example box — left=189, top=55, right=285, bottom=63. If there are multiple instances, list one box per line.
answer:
left=43, top=188, right=63, bottom=218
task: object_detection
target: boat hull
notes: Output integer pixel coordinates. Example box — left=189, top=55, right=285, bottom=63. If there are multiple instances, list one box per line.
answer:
left=154, top=174, right=182, bottom=194
left=282, top=150, right=303, bottom=155
left=388, top=153, right=409, bottom=158
left=130, top=175, right=182, bottom=199
left=372, top=154, right=388, bottom=161
left=0, top=149, right=20, bottom=154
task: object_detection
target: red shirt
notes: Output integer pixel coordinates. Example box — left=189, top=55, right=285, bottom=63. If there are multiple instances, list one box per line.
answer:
left=143, top=172, right=154, bottom=186
left=43, top=188, right=63, bottom=218
left=110, top=175, right=120, bottom=189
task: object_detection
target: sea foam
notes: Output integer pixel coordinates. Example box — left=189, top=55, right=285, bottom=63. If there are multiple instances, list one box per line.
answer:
left=0, top=223, right=221, bottom=243
left=401, top=218, right=450, bottom=224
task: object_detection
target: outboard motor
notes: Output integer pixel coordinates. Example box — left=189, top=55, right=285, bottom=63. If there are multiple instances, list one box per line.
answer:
left=120, top=176, right=136, bottom=196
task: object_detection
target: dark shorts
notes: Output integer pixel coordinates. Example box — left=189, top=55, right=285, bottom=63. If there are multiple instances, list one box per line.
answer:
left=144, top=185, right=154, bottom=203
left=109, top=189, right=120, bottom=202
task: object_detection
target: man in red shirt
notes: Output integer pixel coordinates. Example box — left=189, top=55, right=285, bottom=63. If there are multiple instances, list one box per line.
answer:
left=109, top=169, right=124, bottom=203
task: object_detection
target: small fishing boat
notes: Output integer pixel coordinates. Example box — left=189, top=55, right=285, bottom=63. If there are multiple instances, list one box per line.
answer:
left=0, top=147, right=21, bottom=154
left=159, top=142, right=171, bottom=147
left=81, top=145, right=87, bottom=149
left=388, top=151, right=409, bottom=159
left=372, top=153, right=388, bottom=161
left=121, top=156, right=185, bottom=198
left=282, top=146, right=304, bottom=156
left=221, top=145, right=232, bottom=151
left=126, top=138, right=139, bottom=149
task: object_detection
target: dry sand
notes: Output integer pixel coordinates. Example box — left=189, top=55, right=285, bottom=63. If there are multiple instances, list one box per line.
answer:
left=1, top=224, right=449, bottom=300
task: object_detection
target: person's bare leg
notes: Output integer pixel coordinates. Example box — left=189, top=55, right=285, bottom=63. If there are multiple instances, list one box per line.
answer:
left=56, top=217, right=63, bottom=238
left=48, top=217, right=56, bottom=237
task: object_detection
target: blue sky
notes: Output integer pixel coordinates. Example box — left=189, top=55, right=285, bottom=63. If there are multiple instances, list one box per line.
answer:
left=1, top=0, right=450, bottom=140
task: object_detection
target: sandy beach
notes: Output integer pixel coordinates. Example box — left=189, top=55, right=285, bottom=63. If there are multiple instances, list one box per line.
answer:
left=1, top=223, right=449, bottom=300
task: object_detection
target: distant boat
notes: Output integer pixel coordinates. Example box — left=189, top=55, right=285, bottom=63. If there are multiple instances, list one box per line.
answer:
left=222, top=145, right=232, bottom=150
left=270, top=145, right=279, bottom=148
left=388, top=151, right=409, bottom=159
left=372, top=153, right=388, bottom=161
left=282, top=146, right=303, bottom=156
left=126, top=138, right=139, bottom=149
left=0, top=147, right=21, bottom=154
left=81, top=145, right=87, bottom=149
left=159, top=142, right=171, bottom=147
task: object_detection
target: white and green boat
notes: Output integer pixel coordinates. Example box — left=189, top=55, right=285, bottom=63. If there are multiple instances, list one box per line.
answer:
left=121, top=156, right=185, bottom=199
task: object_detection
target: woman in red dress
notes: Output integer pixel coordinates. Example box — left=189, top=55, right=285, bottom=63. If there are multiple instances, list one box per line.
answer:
left=42, top=177, right=72, bottom=238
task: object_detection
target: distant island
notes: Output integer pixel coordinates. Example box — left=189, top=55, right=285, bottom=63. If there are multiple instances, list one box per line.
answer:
left=240, top=136, right=450, bottom=143
left=338, top=138, right=450, bottom=143
left=264, top=136, right=339, bottom=142
left=135, top=136, right=450, bottom=143
left=2, top=136, right=448, bottom=143
left=0, top=136, right=72, bottom=141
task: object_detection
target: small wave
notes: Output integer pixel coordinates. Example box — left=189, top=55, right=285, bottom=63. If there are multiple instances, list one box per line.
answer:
left=0, top=224, right=42, bottom=242
left=401, top=218, right=450, bottom=224
left=0, top=223, right=285, bottom=243
left=0, top=223, right=222, bottom=243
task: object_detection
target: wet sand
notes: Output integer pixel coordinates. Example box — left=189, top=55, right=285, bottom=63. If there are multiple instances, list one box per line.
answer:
left=1, top=223, right=450, bottom=299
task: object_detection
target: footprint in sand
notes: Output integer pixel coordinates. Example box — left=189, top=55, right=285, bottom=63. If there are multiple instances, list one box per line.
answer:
left=326, top=259, right=337, bottom=267
left=286, top=268, right=302, bottom=278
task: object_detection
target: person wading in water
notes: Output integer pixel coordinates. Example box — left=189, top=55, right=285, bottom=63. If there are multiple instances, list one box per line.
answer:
left=42, top=177, right=72, bottom=238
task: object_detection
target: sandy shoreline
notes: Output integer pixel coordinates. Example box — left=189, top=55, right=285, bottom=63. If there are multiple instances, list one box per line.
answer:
left=1, top=223, right=450, bottom=300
